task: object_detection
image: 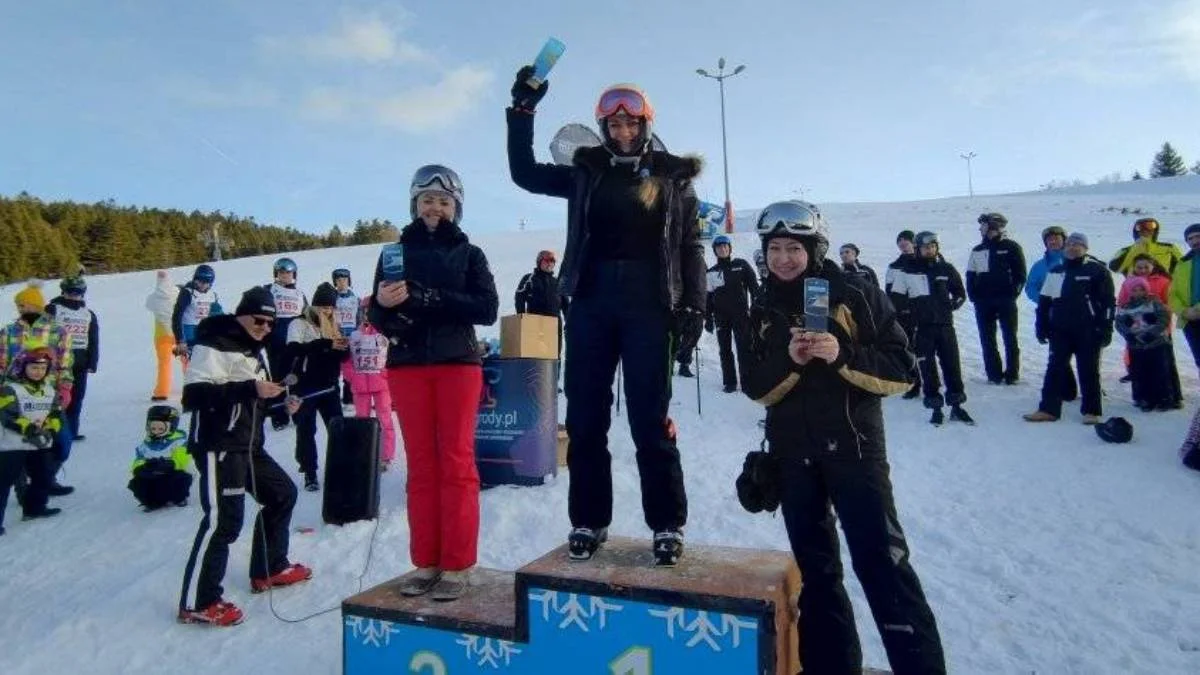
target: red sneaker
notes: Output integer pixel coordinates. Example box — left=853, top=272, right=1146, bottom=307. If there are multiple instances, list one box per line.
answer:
left=251, top=562, right=313, bottom=593
left=178, top=599, right=244, bottom=627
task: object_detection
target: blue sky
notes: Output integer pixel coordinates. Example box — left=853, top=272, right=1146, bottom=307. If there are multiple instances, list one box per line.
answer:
left=2, top=0, right=1198, bottom=234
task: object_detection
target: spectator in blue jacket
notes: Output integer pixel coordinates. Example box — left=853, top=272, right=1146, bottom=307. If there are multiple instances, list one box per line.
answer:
left=1025, top=225, right=1077, bottom=401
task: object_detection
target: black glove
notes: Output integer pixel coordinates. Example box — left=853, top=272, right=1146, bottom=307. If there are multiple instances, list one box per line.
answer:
left=24, top=426, right=53, bottom=450
left=735, top=450, right=780, bottom=514
left=511, top=65, right=548, bottom=112
left=403, top=281, right=442, bottom=310
left=704, top=317, right=715, bottom=334
left=673, top=306, right=703, bottom=338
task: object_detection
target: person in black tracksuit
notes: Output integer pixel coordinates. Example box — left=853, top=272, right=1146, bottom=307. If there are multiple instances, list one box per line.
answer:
left=514, top=249, right=569, bottom=358
left=966, top=212, right=1027, bottom=384
left=674, top=303, right=704, bottom=378
left=1025, top=232, right=1115, bottom=423
left=886, top=230, right=921, bottom=399
left=838, top=243, right=879, bottom=287
left=507, top=67, right=705, bottom=566
left=285, top=282, right=349, bottom=491
left=740, top=201, right=946, bottom=675
left=178, top=287, right=309, bottom=626
left=892, top=231, right=974, bottom=425
left=704, top=234, right=758, bottom=392
left=45, top=276, right=99, bottom=442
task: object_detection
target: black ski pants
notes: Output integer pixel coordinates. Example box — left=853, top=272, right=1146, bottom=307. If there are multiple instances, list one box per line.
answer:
left=715, top=313, right=750, bottom=390
left=974, top=300, right=1020, bottom=382
left=1129, top=343, right=1172, bottom=408
left=778, top=454, right=946, bottom=675
left=179, top=449, right=297, bottom=611
left=293, top=388, right=343, bottom=477
left=0, top=450, right=34, bottom=527
left=1039, top=331, right=1103, bottom=417
left=915, top=324, right=965, bottom=409
left=128, top=465, right=193, bottom=508
left=564, top=261, right=687, bottom=533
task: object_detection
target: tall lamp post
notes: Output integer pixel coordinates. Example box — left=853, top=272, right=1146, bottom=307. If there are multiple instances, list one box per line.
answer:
left=960, top=151, right=977, bottom=198
left=696, top=58, right=746, bottom=233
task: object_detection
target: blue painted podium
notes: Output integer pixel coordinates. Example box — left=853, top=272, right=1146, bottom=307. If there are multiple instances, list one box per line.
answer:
left=342, top=537, right=890, bottom=673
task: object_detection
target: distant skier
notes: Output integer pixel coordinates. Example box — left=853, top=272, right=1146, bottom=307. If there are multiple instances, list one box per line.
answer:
left=171, top=265, right=221, bottom=365
left=704, top=234, right=758, bottom=392
left=45, top=275, right=99, bottom=441
left=838, top=243, right=879, bottom=287
left=145, top=270, right=180, bottom=401
left=965, top=212, right=1026, bottom=385
left=514, top=250, right=568, bottom=358
left=886, top=230, right=921, bottom=399
left=331, top=268, right=358, bottom=406
left=891, top=231, right=974, bottom=425
left=262, top=258, right=309, bottom=431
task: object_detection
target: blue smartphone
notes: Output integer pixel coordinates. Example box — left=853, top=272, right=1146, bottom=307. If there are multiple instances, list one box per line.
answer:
left=380, top=243, right=405, bottom=282
left=526, top=37, right=566, bottom=89
left=804, top=278, right=830, bottom=332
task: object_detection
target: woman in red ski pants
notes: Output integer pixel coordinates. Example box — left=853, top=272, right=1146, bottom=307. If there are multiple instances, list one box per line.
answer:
left=368, top=164, right=498, bottom=602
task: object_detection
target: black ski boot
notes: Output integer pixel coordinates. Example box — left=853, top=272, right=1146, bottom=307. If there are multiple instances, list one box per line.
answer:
left=568, top=527, right=607, bottom=561
left=929, top=408, right=945, bottom=426
left=949, top=406, right=975, bottom=425
left=903, top=384, right=920, bottom=400
left=653, top=530, right=684, bottom=567
left=303, top=473, right=320, bottom=492
left=677, top=364, right=694, bottom=378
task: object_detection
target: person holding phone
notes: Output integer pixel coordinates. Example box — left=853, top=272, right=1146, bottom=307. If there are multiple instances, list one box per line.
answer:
left=738, top=200, right=946, bottom=675
left=369, top=165, right=498, bottom=601
left=506, top=65, right=706, bottom=566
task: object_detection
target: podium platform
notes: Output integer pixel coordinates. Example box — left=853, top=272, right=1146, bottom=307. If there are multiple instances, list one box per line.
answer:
left=342, top=537, right=893, bottom=674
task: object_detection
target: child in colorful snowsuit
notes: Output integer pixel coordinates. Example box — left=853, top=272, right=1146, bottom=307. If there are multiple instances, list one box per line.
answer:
left=128, top=405, right=194, bottom=510
left=348, top=297, right=396, bottom=471
left=0, top=348, right=65, bottom=533
left=1115, top=276, right=1174, bottom=411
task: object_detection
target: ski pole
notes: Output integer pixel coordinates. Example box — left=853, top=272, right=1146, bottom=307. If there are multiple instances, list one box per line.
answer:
left=270, top=385, right=338, bottom=409
left=695, top=344, right=702, bottom=417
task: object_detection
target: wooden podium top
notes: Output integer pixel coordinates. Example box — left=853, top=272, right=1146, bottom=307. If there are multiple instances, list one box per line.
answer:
left=516, top=535, right=801, bottom=617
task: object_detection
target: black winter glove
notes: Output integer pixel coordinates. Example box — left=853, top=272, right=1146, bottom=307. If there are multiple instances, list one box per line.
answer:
left=704, top=317, right=715, bottom=334
left=24, top=426, right=53, bottom=450
left=511, top=66, right=548, bottom=112
left=403, top=281, right=442, bottom=310
left=673, top=306, right=703, bottom=339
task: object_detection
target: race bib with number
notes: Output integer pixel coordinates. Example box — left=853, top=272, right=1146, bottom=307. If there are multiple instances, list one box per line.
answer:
left=271, top=284, right=305, bottom=318
left=350, top=332, right=389, bottom=374
left=335, top=294, right=359, bottom=330
left=54, top=306, right=92, bottom=351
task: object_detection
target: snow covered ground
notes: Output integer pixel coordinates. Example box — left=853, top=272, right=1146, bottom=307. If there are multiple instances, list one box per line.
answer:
left=2, top=182, right=1200, bottom=674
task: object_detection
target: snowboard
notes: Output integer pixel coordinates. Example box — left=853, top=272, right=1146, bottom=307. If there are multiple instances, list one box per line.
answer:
left=549, top=123, right=668, bottom=166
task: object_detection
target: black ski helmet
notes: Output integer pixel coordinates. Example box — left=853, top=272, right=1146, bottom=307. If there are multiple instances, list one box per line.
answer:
left=1095, top=417, right=1133, bottom=444
left=755, top=200, right=830, bottom=269
left=146, top=405, right=180, bottom=433
left=60, top=275, right=87, bottom=295
left=914, top=231, right=939, bottom=250
left=273, top=257, right=298, bottom=278
left=193, top=264, right=216, bottom=284
left=332, top=268, right=351, bottom=285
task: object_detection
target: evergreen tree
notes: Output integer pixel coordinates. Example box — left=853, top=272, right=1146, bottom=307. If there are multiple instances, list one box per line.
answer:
left=1132, top=171, right=1144, bottom=180
left=1192, top=160, right=1200, bottom=175
left=1150, top=142, right=1187, bottom=178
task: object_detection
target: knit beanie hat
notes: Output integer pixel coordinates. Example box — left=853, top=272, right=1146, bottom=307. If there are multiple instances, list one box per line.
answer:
left=1066, top=232, right=1089, bottom=249
left=1122, top=276, right=1150, bottom=296
left=311, top=282, right=338, bottom=308
left=14, top=281, right=46, bottom=310
left=235, top=286, right=277, bottom=318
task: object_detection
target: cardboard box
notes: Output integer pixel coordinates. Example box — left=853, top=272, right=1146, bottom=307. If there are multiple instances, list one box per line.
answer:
left=556, top=424, right=569, bottom=467
left=500, top=313, right=559, bottom=360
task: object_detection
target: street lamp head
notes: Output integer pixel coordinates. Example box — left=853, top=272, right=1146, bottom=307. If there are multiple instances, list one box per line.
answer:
left=733, top=65, right=746, bottom=75
left=718, top=57, right=726, bottom=70
left=696, top=68, right=709, bottom=77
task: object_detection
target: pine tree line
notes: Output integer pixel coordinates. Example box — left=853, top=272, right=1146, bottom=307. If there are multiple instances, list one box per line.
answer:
left=0, top=192, right=399, bottom=283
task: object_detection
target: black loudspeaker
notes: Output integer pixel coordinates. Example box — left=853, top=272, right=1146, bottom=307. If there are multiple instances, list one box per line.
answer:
left=322, top=416, right=381, bottom=525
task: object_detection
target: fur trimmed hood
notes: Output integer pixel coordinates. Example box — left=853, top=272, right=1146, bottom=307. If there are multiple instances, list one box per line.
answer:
left=573, top=146, right=703, bottom=182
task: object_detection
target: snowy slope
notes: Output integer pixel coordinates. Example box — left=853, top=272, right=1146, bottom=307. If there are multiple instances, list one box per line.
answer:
left=2, top=189, right=1200, bottom=675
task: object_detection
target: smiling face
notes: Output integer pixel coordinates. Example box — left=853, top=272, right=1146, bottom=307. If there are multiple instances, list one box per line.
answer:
left=605, top=114, right=642, bottom=154
left=417, top=191, right=457, bottom=228
left=766, top=238, right=808, bottom=282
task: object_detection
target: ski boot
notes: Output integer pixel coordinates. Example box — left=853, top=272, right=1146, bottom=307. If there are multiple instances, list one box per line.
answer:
left=949, top=406, right=975, bottom=425
left=929, top=408, right=945, bottom=426
left=568, top=527, right=608, bottom=561
left=653, top=530, right=684, bottom=567
left=303, top=473, right=320, bottom=492
left=677, top=364, right=694, bottom=378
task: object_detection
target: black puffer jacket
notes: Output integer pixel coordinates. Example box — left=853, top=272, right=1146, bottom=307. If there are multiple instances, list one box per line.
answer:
left=368, top=221, right=499, bottom=367
left=515, top=269, right=567, bottom=317
left=891, top=255, right=966, bottom=326
left=181, top=315, right=269, bottom=454
left=965, top=236, right=1027, bottom=303
left=740, top=264, right=913, bottom=460
left=506, top=108, right=706, bottom=311
left=1035, top=255, right=1115, bottom=343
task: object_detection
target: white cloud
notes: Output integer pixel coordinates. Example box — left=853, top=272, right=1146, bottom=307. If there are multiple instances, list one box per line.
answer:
left=162, top=77, right=279, bottom=109
left=374, top=66, right=495, bottom=132
left=261, top=11, right=429, bottom=65
left=1160, top=0, right=1200, bottom=81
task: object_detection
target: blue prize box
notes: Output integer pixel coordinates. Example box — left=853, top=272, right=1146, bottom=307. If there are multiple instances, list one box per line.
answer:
left=342, top=537, right=818, bottom=674
left=475, top=357, right=558, bottom=487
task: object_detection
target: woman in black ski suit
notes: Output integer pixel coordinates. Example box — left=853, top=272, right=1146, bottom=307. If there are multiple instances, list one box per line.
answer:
left=739, top=200, right=946, bottom=675
left=506, top=66, right=706, bottom=566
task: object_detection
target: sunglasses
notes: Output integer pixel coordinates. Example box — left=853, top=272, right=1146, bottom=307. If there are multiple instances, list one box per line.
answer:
left=597, top=87, right=649, bottom=118
left=251, top=316, right=275, bottom=327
